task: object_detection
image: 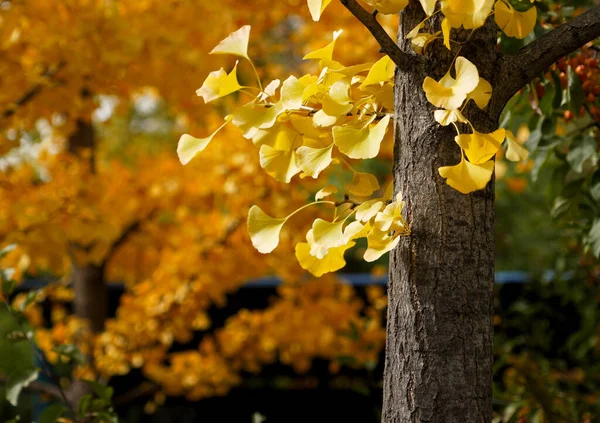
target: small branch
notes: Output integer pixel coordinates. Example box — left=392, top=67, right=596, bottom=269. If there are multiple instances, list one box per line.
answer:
left=2, top=62, right=66, bottom=118
left=339, top=0, right=419, bottom=71
left=492, top=6, right=600, bottom=116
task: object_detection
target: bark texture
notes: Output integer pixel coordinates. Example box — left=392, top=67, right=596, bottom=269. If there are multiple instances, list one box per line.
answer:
left=382, top=5, right=499, bottom=423
left=72, top=262, right=107, bottom=333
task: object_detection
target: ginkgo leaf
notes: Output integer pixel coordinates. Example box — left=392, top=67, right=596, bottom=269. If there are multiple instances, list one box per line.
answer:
left=177, top=121, right=229, bottom=165
left=232, top=102, right=284, bottom=139
left=423, top=57, right=479, bottom=110
left=359, top=56, right=395, bottom=89
left=196, top=64, right=242, bottom=103
left=259, top=79, right=281, bottom=101
left=419, top=0, right=437, bottom=15
left=259, top=142, right=300, bottom=183
left=495, top=1, right=537, bottom=39
left=281, top=76, right=305, bottom=110
left=505, top=130, right=529, bottom=162
left=315, top=185, right=338, bottom=200
left=333, top=115, right=390, bottom=159
left=442, top=18, right=451, bottom=50
left=363, top=0, right=409, bottom=14
left=455, top=129, right=505, bottom=164
left=321, top=81, right=353, bottom=116
left=373, top=193, right=409, bottom=233
left=434, top=109, right=467, bottom=126
left=313, top=109, right=338, bottom=127
left=356, top=199, right=384, bottom=222
left=467, top=77, right=492, bottom=109
left=210, top=25, right=251, bottom=60
left=307, top=0, right=333, bottom=21
left=441, top=0, right=494, bottom=29
left=439, top=155, right=495, bottom=194
left=348, top=171, right=380, bottom=197
left=311, top=219, right=347, bottom=257
left=364, top=228, right=400, bottom=262
left=410, top=31, right=439, bottom=55
left=303, top=30, right=343, bottom=62
left=247, top=205, right=287, bottom=254
left=295, top=239, right=354, bottom=276
left=296, top=143, right=334, bottom=178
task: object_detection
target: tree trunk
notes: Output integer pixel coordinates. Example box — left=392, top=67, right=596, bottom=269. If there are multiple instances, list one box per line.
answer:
left=67, top=118, right=108, bottom=333
left=72, top=263, right=107, bottom=333
left=382, top=6, right=500, bottom=423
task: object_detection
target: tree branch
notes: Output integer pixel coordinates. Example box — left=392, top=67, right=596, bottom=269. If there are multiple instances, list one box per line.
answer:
left=339, top=0, right=419, bottom=71
left=492, top=6, right=600, bottom=116
left=2, top=62, right=65, bottom=119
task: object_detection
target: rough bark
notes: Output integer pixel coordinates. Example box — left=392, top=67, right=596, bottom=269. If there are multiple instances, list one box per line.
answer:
left=382, top=5, right=499, bottom=423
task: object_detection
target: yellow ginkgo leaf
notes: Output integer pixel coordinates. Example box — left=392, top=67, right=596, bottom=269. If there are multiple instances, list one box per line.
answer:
left=442, top=18, right=451, bottom=50
left=438, top=155, right=495, bottom=194
left=363, top=0, right=409, bottom=14
left=258, top=127, right=301, bottom=183
left=505, top=130, right=529, bottom=162
left=307, top=0, right=333, bottom=21
left=259, top=79, right=281, bottom=101
left=295, top=238, right=354, bottom=276
left=310, top=219, right=347, bottom=258
left=419, top=0, right=437, bottom=15
left=333, top=115, right=390, bottom=159
left=210, top=26, right=251, bottom=60
left=348, top=171, right=380, bottom=197
left=196, top=63, right=242, bottom=103
left=303, top=29, right=343, bottom=62
left=247, top=205, right=287, bottom=254
left=322, top=80, right=353, bottom=116
left=423, top=57, right=479, bottom=110
left=296, top=143, right=334, bottom=178
left=455, top=128, right=505, bottom=164
left=411, top=31, right=440, bottom=55
left=466, top=77, right=492, bottom=109
left=232, top=102, right=284, bottom=139
left=374, top=193, right=409, bottom=233
left=441, top=0, right=494, bottom=29
left=356, top=199, right=384, bottom=222
left=313, top=110, right=338, bottom=127
left=495, top=1, right=537, bottom=39
left=359, top=56, right=395, bottom=89
left=434, top=109, right=467, bottom=126
left=315, top=185, right=338, bottom=200
left=177, top=121, right=229, bottom=165
left=364, top=228, right=400, bottom=262
left=281, top=76, right=305, bottom=110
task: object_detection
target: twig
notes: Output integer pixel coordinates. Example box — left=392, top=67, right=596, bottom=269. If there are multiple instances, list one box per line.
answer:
left=2, top=62, right=66, bottom=118
left=339, top=0, right=419, bottom=72
left=492, top=6, right=600, bottom=116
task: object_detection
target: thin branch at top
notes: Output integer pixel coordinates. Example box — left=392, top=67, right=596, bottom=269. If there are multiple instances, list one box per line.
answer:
left=339, top=0, right=418, bottom=71
left=491, top=6, right=600, bottom=116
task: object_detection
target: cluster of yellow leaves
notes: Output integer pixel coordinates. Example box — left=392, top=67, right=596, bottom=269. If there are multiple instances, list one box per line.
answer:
left=144, top=276, right=386, bottom=400
left=180, top=26, right=411, bottom=277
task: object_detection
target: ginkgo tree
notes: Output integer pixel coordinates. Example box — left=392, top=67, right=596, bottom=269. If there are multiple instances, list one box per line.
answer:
left=180, top=0, right=600, bottom=421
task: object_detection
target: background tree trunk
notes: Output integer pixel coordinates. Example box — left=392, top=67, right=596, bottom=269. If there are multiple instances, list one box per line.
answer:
left=382, top=5, right=501, bottom=422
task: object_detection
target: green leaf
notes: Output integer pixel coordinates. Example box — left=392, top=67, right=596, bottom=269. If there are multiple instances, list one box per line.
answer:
left=78, top=393, right=93, bottom=416
left=2, top=277, right=16, bottom=297
left=84, top=379, right=114, bottom=401
left=539, top=82, right=555, bottom=117
left=566, top=136, right=597, bottom=173
left=39, top=404, right=67, bottom=423
left=550, top=71, right=563, bottom=108
left=6, top=367, right=38, bottom=406
left=567, top=66, right=585, bottom=112
left=551, top=196, right=572, bottom=219
left=0, top=244, right=16, bottom=259
left=589, top=219, right=600, bottom=258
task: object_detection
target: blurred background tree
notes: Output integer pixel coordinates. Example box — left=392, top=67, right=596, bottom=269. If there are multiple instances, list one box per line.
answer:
left=0, top=0, right=598, bottom=422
